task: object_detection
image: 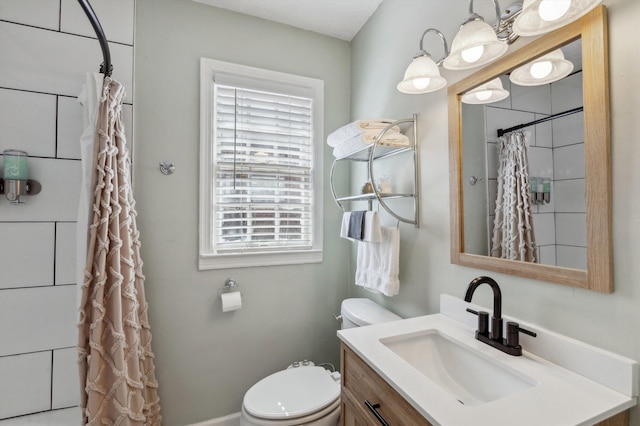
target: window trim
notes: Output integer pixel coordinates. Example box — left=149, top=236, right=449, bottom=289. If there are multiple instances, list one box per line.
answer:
left=199, top=58, right=324, bottom=270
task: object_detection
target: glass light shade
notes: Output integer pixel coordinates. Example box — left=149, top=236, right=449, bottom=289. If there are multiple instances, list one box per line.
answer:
left=461, top=78, right=509, bottom=104
left=443, top=19, right=509, bottom=70
left=509, top=49, right=574, bottom=86
left=539, top=0, right=571, bottom=21
left=513, top=0, right=602, bottom=36
left=397, top=54, right=447, bottom=94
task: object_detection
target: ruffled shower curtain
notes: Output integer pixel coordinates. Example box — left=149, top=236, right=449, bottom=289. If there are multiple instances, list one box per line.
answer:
left=490, top=130, right=537, bottom=262
left=77, top=75, right=162, bottom=425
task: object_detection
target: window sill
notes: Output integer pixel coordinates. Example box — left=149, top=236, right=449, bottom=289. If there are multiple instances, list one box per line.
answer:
left=198, top=249, right=323, bottom=270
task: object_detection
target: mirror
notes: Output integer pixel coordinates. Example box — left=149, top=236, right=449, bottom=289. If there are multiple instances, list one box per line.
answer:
left=461, top=38, right=583, bottom=265
left=448, top=6, right=611, bottom=292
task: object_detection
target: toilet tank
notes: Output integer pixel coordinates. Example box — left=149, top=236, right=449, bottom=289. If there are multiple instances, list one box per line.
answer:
left=340, top=298, right=401, bottom=329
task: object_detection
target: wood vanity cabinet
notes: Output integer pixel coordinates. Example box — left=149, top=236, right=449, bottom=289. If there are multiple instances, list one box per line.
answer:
left=341, top=343, right=432, bottom=426
left=340, top=343, right=630, bottom=426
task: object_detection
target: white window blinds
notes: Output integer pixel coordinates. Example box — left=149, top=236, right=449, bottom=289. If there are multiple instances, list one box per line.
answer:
left=213, top=83, right=314, bottom=252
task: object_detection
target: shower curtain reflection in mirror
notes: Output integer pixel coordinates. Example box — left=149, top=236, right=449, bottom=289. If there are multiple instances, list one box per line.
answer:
left=490, top=130, right=537, bottom=262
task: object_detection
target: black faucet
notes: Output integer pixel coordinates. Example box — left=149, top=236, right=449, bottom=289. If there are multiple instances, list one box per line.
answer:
left=464, top=276, right=536, bottom=356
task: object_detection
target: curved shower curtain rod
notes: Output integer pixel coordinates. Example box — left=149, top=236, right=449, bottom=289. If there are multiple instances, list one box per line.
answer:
left=77, top=0, right=112, bottom=76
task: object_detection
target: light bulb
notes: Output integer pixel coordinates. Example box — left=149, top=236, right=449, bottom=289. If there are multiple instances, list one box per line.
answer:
left=413, top=77, right=431, bottom=90
left=461, top=45, right=485, bottom=63
left=475, top=90, right=492, bottom=101
left=530, top=60, right=553, bottom=79
left=538, top=0, right=571, bottom=22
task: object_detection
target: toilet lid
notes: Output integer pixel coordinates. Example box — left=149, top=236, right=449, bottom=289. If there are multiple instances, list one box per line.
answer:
left=243, top=367, right=340, bottom=420
left=341, top=298, right=401, bottom=326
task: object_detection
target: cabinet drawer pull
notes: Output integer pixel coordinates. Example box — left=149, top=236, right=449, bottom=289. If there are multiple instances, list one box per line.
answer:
left=365, top=400, right=390, bottom=426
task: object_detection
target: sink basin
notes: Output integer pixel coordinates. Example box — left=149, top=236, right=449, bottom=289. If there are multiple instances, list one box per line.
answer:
left=380, top=330, right=537, bottom=406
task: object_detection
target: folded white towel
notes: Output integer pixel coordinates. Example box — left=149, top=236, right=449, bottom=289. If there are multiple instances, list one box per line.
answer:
left=327, top=120, right=400, bottom=147
left=333, top=132, right=410, bottom=159
left=340, top=211, right=382, bottom=242
left=355, top=226, right=400, bottom=297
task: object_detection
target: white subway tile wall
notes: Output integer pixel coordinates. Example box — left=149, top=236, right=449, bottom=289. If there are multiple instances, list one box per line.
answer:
left=0, top=0, right=134, bottom=422
left=511, top=82, right=552, bottom=115
left=0, top=0, right=61, bottom=30
left=55, top=222, right=77, bottom=286
left=551, top=72, right=583, bottom=113
left=0, top=22, right=133, bottom=102
left=0, top=352, right=52, bottom=419
left=60, top=0, right=135, bottom=45
left=0, top=222, right=54, bottom=289
left=52, top=348, right=80, bottom=409
left=0, top=285, right=78, bottom=357
left=0, top=89, right=57, bottom=157
left=533, top=117, right=552, bottom=148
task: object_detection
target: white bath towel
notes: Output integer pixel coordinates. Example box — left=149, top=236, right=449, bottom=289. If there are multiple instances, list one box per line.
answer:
left=327, top=119, right=400, bottom=147
left=355, top=226, right=400, bottom=297
left=340, top=211, right=382, bottom=242
left=332, top=132, right=410, bottom=159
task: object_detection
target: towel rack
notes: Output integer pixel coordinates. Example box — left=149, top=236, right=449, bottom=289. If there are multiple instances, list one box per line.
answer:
left=329, top=114, right=420, bottom=227
left=77, top=0, right=112, bottom=76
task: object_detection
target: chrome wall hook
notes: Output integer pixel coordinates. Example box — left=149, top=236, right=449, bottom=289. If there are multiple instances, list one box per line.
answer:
left=469, top=176, right=483, bottom=186
left=159, top=161, right=175, bottom=175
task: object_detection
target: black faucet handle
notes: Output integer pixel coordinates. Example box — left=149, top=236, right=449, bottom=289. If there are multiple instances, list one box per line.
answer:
left=466, top=308, right=489, bottom=336
left=507, top=321, right=537, bottom=348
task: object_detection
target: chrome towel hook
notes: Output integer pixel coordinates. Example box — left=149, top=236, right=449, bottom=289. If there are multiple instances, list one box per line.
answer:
left=469, top=176, right=482, bottom=186
left=159, top=161, right=175, bottom=175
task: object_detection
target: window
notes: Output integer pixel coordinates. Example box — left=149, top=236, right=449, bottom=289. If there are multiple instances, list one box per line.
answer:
left=199, top=58, right=324, bottom=269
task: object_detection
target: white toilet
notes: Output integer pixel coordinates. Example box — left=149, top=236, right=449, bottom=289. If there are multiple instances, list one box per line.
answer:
left=240, top=298, right=401, bottom=426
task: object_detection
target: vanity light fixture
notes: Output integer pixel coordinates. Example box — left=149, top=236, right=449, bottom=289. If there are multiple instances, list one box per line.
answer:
left=509, top=48, right=574, bottom=86
left=0, top=149, right=42, bottom=204
left=397, top=28, right=449, bottom=94
left=513, top=0, right=602, bottom=36
left=461, top=77, right=509, bottom=104
left=442, top=0, right=520, bottom=71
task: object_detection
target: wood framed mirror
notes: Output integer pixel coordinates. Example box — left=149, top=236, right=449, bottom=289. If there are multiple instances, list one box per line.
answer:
left=448, top=6, right=611, bottom=292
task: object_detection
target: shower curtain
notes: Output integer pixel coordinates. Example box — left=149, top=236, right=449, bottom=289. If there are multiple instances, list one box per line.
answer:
left=77, top=76, right=162, bottom=425
left=490, top=130, right=537, bottom=262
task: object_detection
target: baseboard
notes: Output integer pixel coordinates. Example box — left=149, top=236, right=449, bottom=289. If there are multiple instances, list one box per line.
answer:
left=187, top=411, right=241, bottom=426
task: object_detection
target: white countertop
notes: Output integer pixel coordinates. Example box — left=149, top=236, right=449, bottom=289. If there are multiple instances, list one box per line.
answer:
left=337, top=295, right=638, bottom=426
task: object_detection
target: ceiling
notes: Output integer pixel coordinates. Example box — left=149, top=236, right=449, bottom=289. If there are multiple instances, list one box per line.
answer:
left=193, top=0, right=384, bottom=41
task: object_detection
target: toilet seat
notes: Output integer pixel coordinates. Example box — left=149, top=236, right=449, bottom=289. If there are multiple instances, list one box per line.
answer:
left=243, top=367, right=340, bottom=421
left=241, top=399, right=340, bottom=426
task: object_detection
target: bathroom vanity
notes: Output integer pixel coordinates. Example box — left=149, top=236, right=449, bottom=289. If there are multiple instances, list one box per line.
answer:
left=341, top=344, right=629, bottom=426
left=338, top=295, right=637, bottom=426
left=341, top=343, right=430, bottom=425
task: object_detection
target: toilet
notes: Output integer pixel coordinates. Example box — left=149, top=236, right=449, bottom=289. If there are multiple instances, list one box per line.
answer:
left=240, top=298, right=401, bottom=426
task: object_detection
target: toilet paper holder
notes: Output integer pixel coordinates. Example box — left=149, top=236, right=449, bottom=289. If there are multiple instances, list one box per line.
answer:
left=218, top=278, right=242, bottom=313
left=217, top=278, right=240, bottom=298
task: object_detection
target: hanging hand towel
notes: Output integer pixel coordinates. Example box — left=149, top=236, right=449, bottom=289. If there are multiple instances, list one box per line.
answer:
left=355, top=226, right=400, bottom=297
left=340, top=211, right=382, bottom=242
left=347, top=210, right=366, bottom=240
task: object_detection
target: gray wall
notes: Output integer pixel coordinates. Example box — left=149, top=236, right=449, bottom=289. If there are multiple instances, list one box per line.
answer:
left=134, top=0, right=351, bottom=424
left=350, top=0, right=640, bottom=424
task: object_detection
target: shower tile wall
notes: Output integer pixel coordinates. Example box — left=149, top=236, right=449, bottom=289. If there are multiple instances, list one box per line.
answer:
left=484, top=74, right=586, bottom=269
left=0, top=1, right=134, bottom=421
